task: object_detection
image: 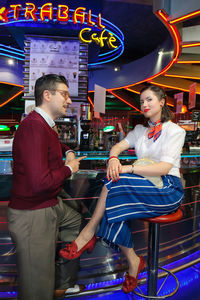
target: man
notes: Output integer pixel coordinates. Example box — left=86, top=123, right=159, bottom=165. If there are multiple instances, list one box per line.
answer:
left=7, top=74, right=86, bottom=300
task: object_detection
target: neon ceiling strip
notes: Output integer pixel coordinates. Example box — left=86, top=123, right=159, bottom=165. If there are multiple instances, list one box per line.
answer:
left=87, top=96, right=94, bottom=107
left=0, top=43, right=24, bottom=53
left=0, top=89, right=24, bottom=107
left=177, top=60, right=200, bottom=64
left=0, top=81, right=24, bottom=88
left=0, top=81, right=24, bottom=108
left=164, top=74, right=200, bottom=80
left=0, top=47, right=24, bottom=56
left=182, top=42, right=200, bottom=48
left=0, top=52, right=24, bottom=60
left=149, top=81, right=200, bottom=94
left=108, top=90, right=142, bottom=113
left=169, top=10, right=200, bottom=24
left=126, top=88, right=140, bottom=94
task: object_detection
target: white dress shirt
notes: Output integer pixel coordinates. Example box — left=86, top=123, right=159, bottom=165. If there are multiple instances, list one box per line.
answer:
left=125, top=121, right=186, bottom=178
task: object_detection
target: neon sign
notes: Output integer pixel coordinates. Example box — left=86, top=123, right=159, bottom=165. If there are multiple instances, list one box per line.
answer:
left=0, top=3, right=106, bottom=31
left=79, top=28, right=117, bottom=49
left=0, top=2, right=124, bottom=66
left=2, top=3, right=106, bottom=29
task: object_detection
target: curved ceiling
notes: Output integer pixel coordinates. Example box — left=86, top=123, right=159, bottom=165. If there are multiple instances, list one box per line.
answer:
left=0, top=0, right=171, bottom=105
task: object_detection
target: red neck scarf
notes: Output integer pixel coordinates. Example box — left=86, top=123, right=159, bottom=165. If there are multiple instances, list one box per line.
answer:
left=148, top=120, right=162, bottom=142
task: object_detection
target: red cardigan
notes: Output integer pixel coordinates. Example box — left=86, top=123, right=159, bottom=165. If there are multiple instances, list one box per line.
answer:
left=9, top=111, right=72, bottom=210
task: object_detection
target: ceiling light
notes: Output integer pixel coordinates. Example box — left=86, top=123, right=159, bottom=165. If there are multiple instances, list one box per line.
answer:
left=8, top=59, right=14, bottom=65
left=114, top=67, right=120, bottom=71
left=106, top=94, right=115, bottom=98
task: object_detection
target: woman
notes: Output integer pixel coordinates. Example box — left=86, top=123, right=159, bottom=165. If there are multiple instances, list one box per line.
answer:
left=60, top=84, right=186, bottom=293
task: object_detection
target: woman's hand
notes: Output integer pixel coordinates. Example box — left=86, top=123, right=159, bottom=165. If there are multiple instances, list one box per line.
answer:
left=107, top=159, right=122, bottom=182
left=106, top=139, right=130, bottom=181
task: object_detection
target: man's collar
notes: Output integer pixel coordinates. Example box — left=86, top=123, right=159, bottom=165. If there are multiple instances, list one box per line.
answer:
left=34, top=107, right=55, bottom=128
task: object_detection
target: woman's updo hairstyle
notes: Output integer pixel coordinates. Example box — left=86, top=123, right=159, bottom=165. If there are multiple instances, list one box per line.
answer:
left=140, top=84, right=174, bottom=125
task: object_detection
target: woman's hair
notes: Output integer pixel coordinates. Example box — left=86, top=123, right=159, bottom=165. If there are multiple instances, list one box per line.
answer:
left=140, top=84, right=173, bottom=126
left=34, top=74, right=69, bottom=107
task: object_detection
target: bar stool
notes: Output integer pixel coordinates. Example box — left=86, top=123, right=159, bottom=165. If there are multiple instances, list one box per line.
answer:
left=134, top=208, right=183, bottom=299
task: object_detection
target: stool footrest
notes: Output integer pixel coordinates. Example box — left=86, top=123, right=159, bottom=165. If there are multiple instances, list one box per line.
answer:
left=134, top=267, right=179, bottom=299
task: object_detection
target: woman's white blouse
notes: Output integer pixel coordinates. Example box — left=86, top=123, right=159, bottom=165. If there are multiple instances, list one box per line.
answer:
left=125, top=121, right=186, bottom=178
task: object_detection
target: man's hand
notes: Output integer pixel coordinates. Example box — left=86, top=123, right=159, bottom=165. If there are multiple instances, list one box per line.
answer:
left=65, top=156, right=87, bottom=174
left=65, top=151, right=75, bottom=163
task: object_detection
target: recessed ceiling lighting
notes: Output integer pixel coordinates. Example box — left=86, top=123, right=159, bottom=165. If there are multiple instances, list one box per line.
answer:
left=107, top=94, right=115, bottom=98
left=8, top=59, right=14, bottom=65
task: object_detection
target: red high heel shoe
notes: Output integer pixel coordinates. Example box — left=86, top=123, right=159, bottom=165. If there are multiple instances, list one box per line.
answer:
left=59, top=235, right=97, bottom=260
left=122, top=256, right=145, bottom=294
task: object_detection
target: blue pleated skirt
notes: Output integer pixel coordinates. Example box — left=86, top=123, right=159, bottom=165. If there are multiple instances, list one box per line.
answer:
left=98, top=174, right=184, bottom=249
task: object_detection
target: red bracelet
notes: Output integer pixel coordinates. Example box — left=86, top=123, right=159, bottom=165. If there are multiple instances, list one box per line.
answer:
left=108, top=156, right=120, bottom=163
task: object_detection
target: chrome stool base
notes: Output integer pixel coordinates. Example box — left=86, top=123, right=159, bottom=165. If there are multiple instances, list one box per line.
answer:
left=135, top=209, right=183, bottom=299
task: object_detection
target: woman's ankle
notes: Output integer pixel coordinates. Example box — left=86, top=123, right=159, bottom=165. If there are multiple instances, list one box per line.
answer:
left=75, top=230, right=95, bottom=251
left=128, top=256, right=140, bottom=277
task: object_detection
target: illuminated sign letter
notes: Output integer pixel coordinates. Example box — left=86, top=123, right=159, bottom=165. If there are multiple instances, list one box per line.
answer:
left=97, top=13, right=105, bottom=30
left=40, top=3, right=53, bottom=21
left=87, top=10, right=95, bottom=27
left=0, top=7, right=9, bottom=22
left=10, top=4, right=22, bottom=20
left=25, top=3, right=38, bottom=21
left=79, top=28, right=92, bottom=44
left=73, top=7, right=86, bottom=24
left=57, top=5, right=69, bottom=22
left=91, top=30, right=107, bottom=47
left=107, top=32, right=117, bottom=49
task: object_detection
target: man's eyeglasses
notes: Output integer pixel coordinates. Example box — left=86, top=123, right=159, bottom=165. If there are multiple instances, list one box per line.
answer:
left=50, top=89, right=70, bottom=100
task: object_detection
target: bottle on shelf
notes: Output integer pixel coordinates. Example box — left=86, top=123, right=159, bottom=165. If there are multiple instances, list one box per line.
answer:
left=98, top=129, right=104, bottom=151
left=94, top=131, right=99, bottom=150
left=89, top=129, right=94, bottom=151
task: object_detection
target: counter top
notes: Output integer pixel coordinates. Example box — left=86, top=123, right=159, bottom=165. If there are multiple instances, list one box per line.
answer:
left=75, top=150, right=200, bottom=160
left=0, top=150, right=200, bottom=161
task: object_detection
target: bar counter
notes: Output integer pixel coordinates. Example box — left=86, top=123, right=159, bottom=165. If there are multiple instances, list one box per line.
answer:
left=0, top=150, right=199, bottom=200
